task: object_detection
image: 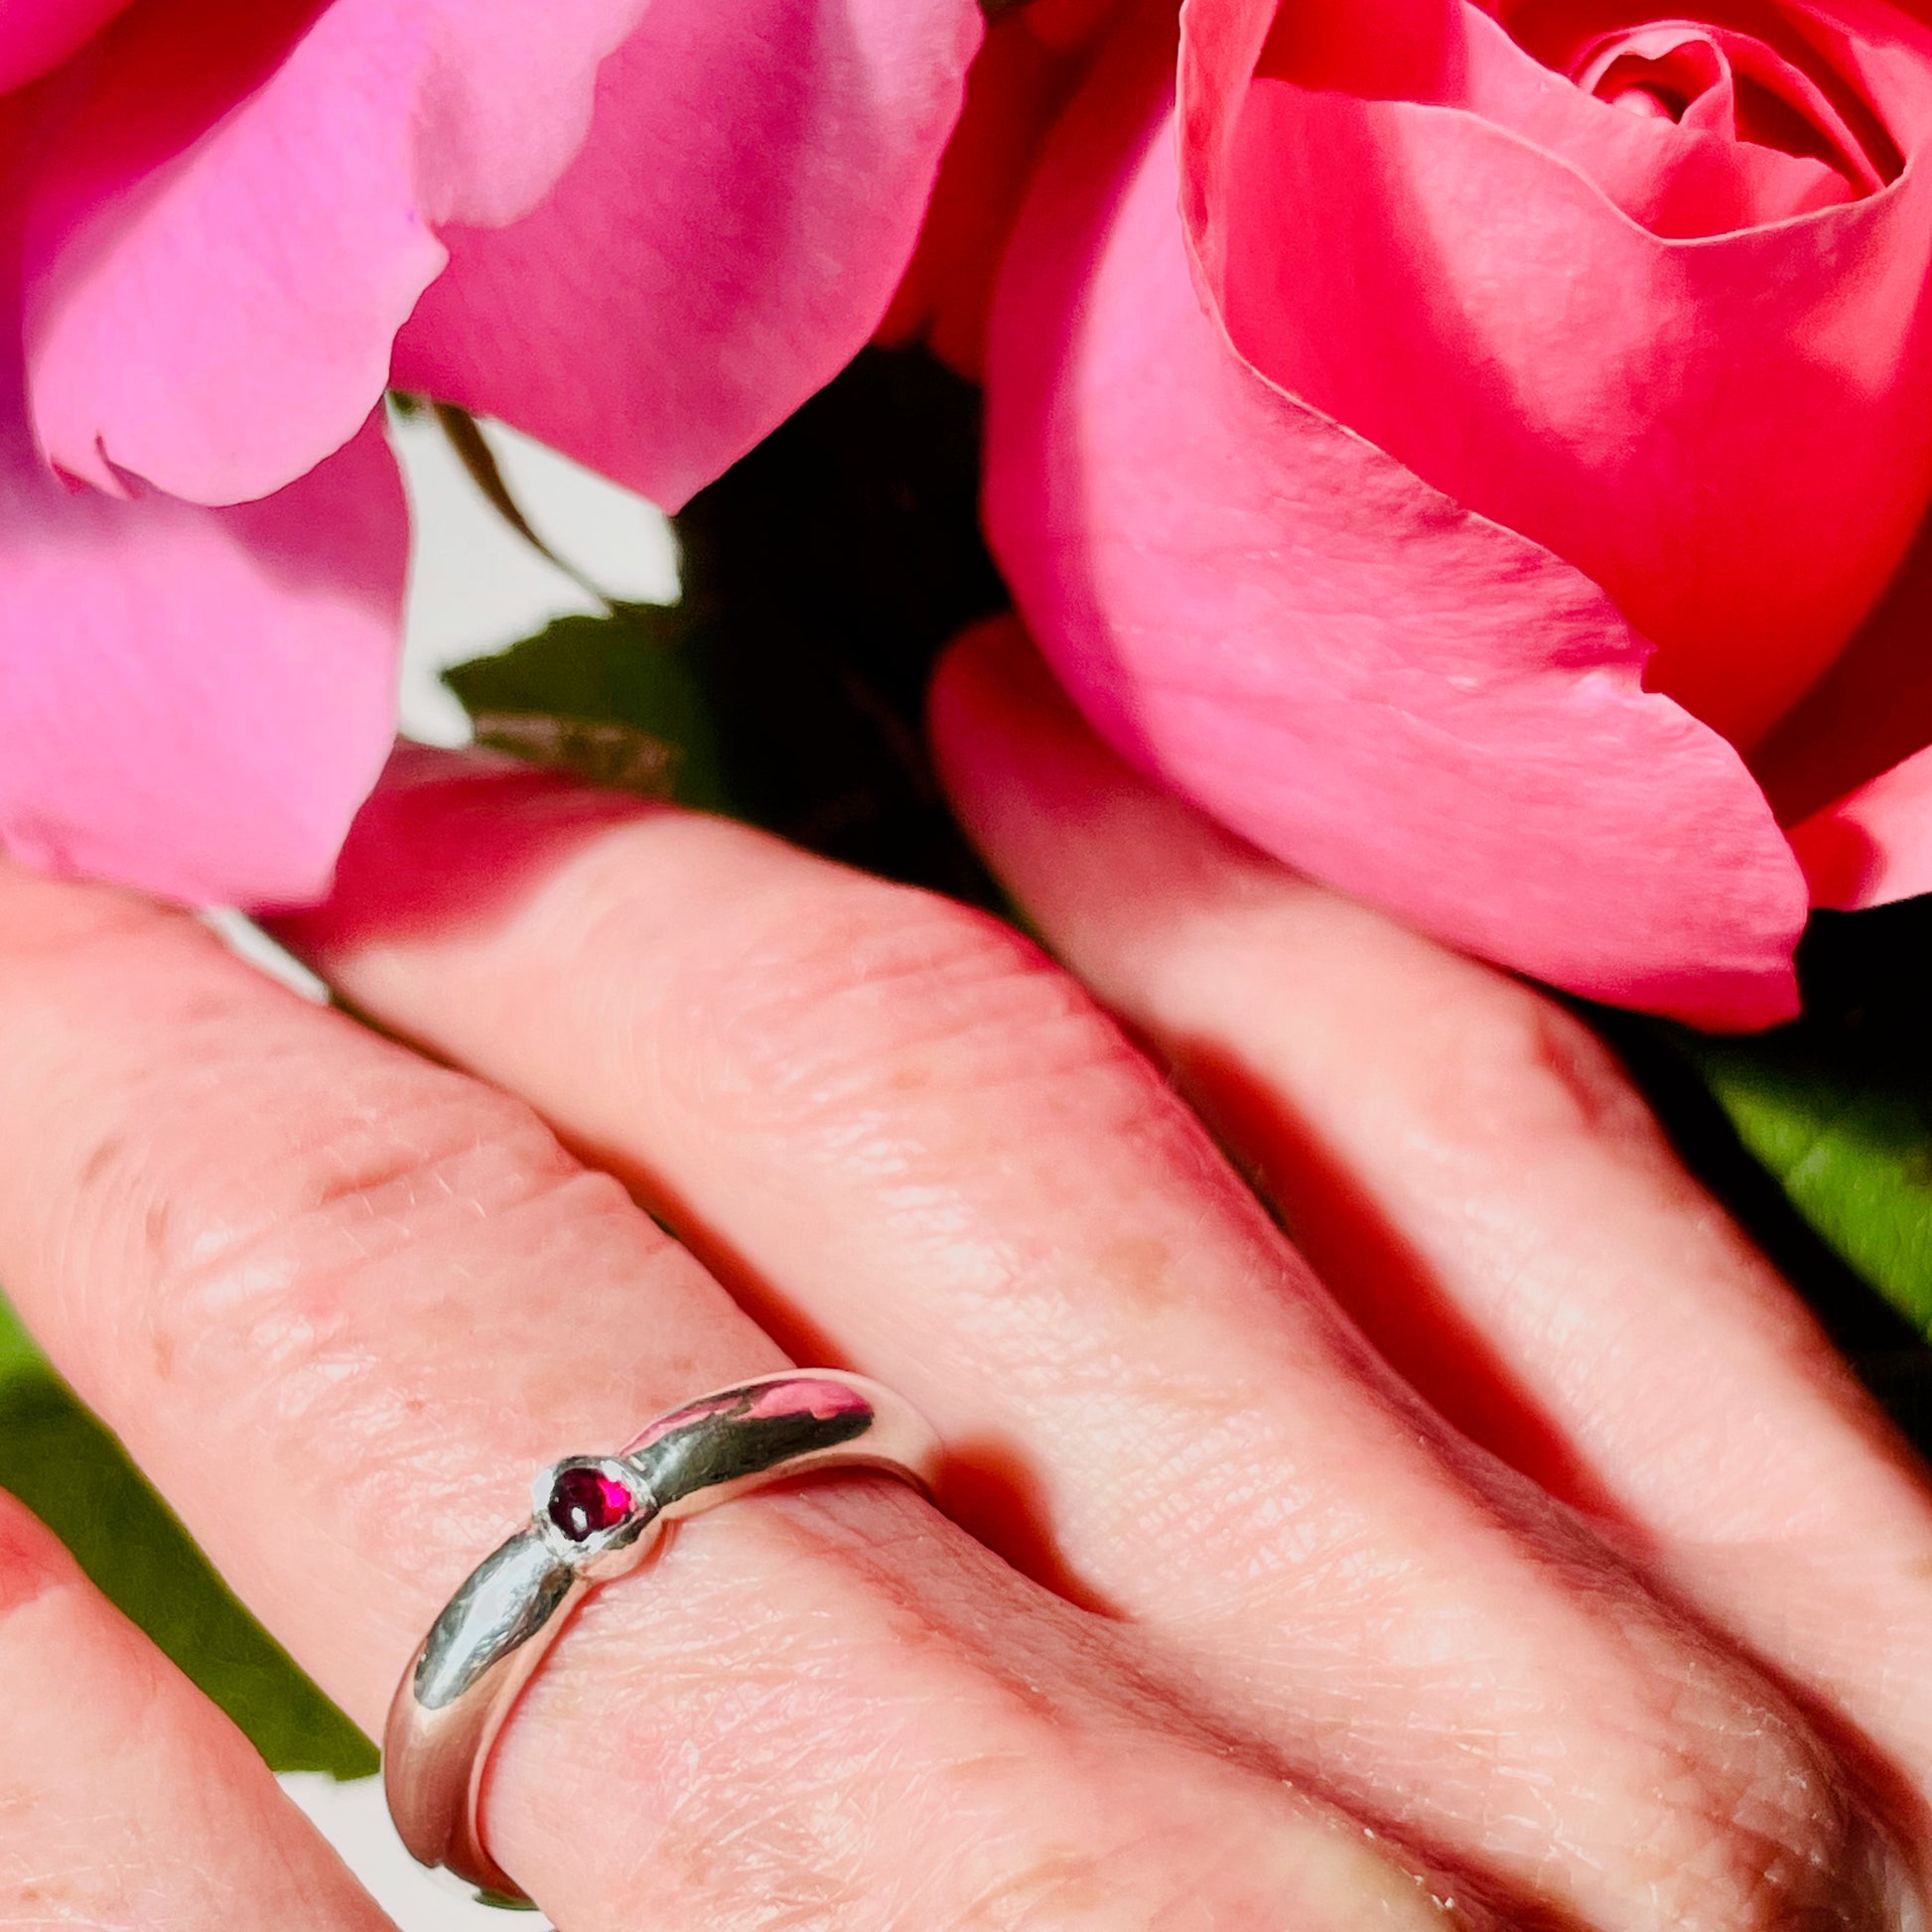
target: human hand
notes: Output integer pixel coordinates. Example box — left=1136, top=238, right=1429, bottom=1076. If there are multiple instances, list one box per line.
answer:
left=1, top=619, right=1929, bottom=1929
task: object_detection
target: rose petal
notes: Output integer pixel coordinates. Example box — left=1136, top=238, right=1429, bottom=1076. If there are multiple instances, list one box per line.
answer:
left=0, top=0, right=136, bottom=92
left=1508, top=0, right=1932, bottom=158
left=1567, top=17, right=1887, bottom=192
left=876, top=5, right=1087, bottom=380
left=1458, top=8, right=1857, bottom=233
left=0, top=405, right=405, bottom=905
left=391, top=0, right=980, bottom=510
left=985, top=0, right=1807, bottom=1027
left=1787, top=746, right=1932, bottom=908
left=1823, top=0, right=1932, bottom=148
left=22, top=0, right=654, bottom=505
left=1747, top=497, right=1932, bottom=822
left=1252, top=0, right=1458, bottom=98
left=1214, top=61, right=1932, bottom=752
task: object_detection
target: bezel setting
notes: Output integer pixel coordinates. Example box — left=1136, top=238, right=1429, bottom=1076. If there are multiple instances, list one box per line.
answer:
left=531, top=1455, right=657, bottom=1571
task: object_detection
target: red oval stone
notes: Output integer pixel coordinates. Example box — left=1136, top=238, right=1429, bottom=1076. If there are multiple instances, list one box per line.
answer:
left=547, top=1466, right=632, bottom=1542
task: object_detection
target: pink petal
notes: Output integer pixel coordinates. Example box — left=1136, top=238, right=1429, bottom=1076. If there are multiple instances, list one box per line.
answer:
left=22, top=0, right=657, bottom=504
left=855, top=0, right=1079, bottom=377
left=1748, top=505, right=1932, bottom=824
left=392, top=0, right=980, bottom=509
left=1560, top=17, right=1889, bottom=194
left=0, top=0, right=135, bottom=91
left=1788, top=746, right=1932, bottom=909
left=1510, top=0, right=1932, bottom=159
left=1215, top=49, right=1932, bottom=753
left=25, top=0, right=975, bottom=514
left=1457, top=9, right=1857, bottom=233
left=0, top=406, right=405, bottom=905
left=983, top=0, right=1807, bottom=1029
left=1769, top=507, right=1932, bottom=909
left=1251, top=0, right=1458, bottom=99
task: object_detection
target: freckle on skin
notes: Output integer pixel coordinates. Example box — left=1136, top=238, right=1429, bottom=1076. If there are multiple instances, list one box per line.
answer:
left=143, top=1196, right=173, bottom=1261
left=1095, top=1234, right=1172, bottom=1311
left=76, top=1134, right=128, bottom=1189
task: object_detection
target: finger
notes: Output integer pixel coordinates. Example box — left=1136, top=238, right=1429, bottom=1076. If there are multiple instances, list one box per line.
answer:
left=274, top=755, right=1917, bottom=1927
left=0, top=865, right=1467, bottom=1932
left=0, top=1485, right=395, bottom=1931
left=929, top=618, right=1932, bottom=1794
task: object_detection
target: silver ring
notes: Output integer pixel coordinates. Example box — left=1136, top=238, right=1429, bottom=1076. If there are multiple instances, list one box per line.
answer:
left=382, top=1369, right=942, bottom=1905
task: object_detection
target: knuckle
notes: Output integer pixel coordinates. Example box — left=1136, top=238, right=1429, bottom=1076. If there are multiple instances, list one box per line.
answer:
left=667, top=877, right=1144, bottom=1136
left=1630, top=1660, right=1899, bottom=1930
left=151, top=1059, right=569, bottom=1271
left=543, top=1503, right=1194, bottom=1932
left=81, top=1034, right=621, bottom=1394
left=1416, top=980, right=1658, bottom=1158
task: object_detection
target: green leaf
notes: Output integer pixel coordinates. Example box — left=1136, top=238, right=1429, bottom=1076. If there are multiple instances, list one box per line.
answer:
left=0, top=1286, right=41, bottom=1389
left=1683, top=1033, right=1932, bottom=1332
left=0, top=1292, right=374, bottom=1777
left=447, top=604, right=737, bottom=817
left=445, top=346, right=1009, bottom=906
left=1628, top=895, right=1932, bottom=1353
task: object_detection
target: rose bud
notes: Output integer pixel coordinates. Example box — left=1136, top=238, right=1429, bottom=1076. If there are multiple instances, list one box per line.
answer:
left=983, top=0, right=1932, bottom=1027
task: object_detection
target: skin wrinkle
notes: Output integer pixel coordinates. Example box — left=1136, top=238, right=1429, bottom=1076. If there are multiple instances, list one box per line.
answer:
left=912, top=1164, right=1861, bottom=1895
left=657, top=881, right=1334, bottom=1383
left=264, top=768, right=1931, bottom=1927
left=831, top=1442, right=1762, bottom=1903
left=595, top=1522, right=1313, bottom=1916
left=933, top=633, right=1932, bottom=1916
left=0, top=734, right=1900, bottom=1916
left=56, top=1009, right=556, bottom=1295
left=0, top=869, right=1506, bottom=1932
left=951, top=1836, right=1169, bottom=1927
left=663, top=893, right=1132, bottom=1158
left=1391, top=1009, right=1898, bottom=1520
left=1001, top=660, right=1909, bottom=1538
left=9, top=946, right=753, bottom=1681
left=499, top=1485, right=1462, bottom=1931
left=57, top=1011, right=643, bottom=1410
left=629, top=877, right=1304, bottom=1428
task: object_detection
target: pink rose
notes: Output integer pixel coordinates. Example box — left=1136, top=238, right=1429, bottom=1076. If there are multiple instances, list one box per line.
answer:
left=879, top=0, right=1122, bottom=373
left=982, top=0, right=1932, bottom=1027
left=1, top=0, right=978, bottom=905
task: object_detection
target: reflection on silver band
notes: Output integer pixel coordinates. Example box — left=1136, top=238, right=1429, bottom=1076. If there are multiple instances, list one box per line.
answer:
left=382, top=1370, right=943, bottom=1906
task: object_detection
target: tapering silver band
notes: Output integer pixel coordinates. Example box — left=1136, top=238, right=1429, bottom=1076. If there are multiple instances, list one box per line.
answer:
left=381, top=1370, right=943, bottom=1905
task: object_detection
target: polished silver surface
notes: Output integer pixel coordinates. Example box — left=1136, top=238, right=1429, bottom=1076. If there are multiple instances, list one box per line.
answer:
left=383, top=1370, right=943, bottom=1906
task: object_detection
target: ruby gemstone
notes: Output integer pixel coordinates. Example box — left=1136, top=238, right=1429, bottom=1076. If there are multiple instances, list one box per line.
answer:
left=547, top=1466, right=632, bottom=1542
